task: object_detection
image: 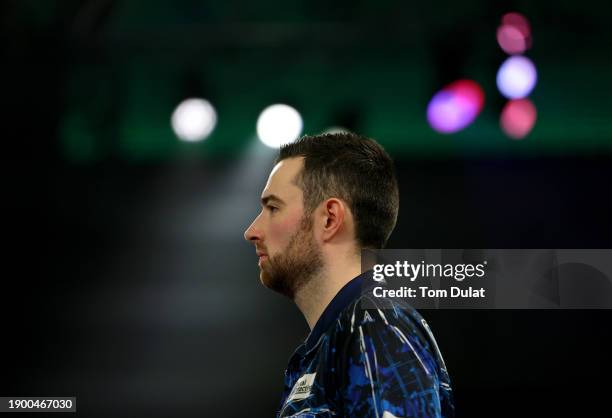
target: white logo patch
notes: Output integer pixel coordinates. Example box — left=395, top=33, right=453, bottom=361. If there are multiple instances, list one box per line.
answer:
left=286, top=373, right=316, bottom=403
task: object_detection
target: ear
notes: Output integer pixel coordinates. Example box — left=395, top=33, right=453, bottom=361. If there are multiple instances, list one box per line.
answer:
left=319, top=198, right=346, bottom=243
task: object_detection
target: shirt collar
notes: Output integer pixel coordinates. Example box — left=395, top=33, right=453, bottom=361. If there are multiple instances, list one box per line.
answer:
left=304, top=270, right=373, bottom=351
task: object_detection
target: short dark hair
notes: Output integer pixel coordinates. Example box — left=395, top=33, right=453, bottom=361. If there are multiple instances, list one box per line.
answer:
left=277, top=132, right=399, bottom=249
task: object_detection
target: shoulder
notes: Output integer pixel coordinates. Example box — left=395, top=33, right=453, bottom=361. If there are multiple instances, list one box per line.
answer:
left=335, top=292, right=430, bottom=340
left=329, top=292, right=446, bottom=376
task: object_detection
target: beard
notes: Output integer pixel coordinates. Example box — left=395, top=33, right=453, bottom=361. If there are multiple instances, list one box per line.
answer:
left=260, top=215, right=324, bottom=300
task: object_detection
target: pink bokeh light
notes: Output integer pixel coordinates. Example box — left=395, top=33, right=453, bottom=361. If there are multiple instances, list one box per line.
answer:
left=497, top=24, right=527, bottom=54
left=502, top=12, right=531, bottom=38
left=497, top=12, right=532, bottom=54
left=500, top=99, right=537, bottom=139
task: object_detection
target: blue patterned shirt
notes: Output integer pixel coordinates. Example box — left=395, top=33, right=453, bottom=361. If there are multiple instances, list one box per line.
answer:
left=277, top=271, right=454, bottom=417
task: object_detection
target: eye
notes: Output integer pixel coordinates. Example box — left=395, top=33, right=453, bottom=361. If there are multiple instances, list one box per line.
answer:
left=267, top=205, right=278, bottom=213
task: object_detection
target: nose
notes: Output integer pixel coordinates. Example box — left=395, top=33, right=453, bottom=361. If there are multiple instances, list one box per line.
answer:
left=244, top=213, right=263, bottom=243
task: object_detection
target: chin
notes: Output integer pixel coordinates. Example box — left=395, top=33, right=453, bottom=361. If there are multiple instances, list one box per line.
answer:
left=259, top=268, right=272, bottom=288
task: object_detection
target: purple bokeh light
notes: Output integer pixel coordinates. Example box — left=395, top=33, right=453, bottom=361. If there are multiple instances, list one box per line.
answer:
left=427, top=80, right=485, bottom=134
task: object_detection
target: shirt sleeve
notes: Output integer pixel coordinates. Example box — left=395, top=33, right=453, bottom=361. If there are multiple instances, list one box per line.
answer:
left=336, top=307, right=449, bottom=418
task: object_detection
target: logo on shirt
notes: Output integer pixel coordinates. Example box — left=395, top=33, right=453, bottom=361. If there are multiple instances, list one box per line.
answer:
left=286, top=373, right=316, bottom=403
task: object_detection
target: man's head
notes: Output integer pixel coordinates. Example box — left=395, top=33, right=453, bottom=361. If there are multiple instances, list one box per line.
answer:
left=244, top=132, right=399, bottom=298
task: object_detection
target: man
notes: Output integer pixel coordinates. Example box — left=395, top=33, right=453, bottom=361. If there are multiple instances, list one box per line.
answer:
left=244, top=132, right=454, bottom=417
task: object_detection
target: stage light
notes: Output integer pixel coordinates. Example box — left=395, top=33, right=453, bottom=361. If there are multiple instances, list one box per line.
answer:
left=496, top=55, right=537, bottom=99
left=500, top=99, right=537, bottom=139
left=427, top=79, right=485, bottom=134
left=256, top=104, right=303, bottom=148
left=497, top=24, right=527, bottom=55
left=497, top=12, right=532, bottom=55
left=502, top=12, right=531, bottom=40
left=171, top=98, right=217, bottom=142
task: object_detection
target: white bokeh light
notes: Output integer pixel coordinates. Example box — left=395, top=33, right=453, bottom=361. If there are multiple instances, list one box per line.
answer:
left=496, top=55, right=537, bottom=99
left=171, top=98, right=217, bottom=142
left=256, top=104, right=303, bottom=148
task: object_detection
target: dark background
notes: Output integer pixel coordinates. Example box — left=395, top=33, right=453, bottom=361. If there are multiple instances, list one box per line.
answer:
left=2, top=1, right=611, bottom=417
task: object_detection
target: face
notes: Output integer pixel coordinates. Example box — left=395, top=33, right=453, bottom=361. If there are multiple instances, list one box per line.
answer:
left=243, top=158, right=323, bottom=299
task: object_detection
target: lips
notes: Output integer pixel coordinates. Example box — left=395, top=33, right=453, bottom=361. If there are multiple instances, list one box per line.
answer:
left=257, top=255, right=268, bottom=268
left=256, top=250, right=268, bottom=267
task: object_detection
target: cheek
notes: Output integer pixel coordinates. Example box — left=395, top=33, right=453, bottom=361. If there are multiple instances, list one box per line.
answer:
left=268, top=212, right=302, bottom=244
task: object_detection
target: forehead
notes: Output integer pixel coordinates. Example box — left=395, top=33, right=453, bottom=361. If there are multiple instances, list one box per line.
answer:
left=262, top=157, right=304, bottom=200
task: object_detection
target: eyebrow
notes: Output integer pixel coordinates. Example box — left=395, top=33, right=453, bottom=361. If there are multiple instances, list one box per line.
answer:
left=261, top=194, right=285, bottom=206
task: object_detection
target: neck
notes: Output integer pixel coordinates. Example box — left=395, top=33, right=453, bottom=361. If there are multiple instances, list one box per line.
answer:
left=293, top=254, right=362, bottom=330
